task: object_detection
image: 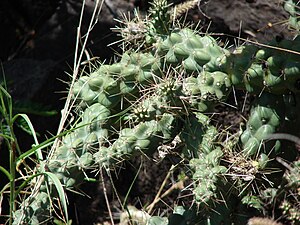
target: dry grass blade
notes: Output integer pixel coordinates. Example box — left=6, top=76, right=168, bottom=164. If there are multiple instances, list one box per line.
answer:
left=50, top=0, right=105, bottom=157
left=146, top=165, right=176, bottom=214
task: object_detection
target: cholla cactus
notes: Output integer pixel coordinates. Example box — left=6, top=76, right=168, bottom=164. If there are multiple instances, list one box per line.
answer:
left=13, top=1, right=300, bottom=224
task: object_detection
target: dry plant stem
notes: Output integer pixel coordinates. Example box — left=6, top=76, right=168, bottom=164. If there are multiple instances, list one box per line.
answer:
left=276, top=157, right=294, bottom=171
left=107, top=169, right=126, bottom=212
left=9, top=141, right=16, bottom=225
left=146, top=165, right=176, bottom=214
left=51, top=0, right=105, bottom=156
left=210, top=32, right=300, bottom=56
left=0, top=193, right=3, bottom=215
left=159, top=178, right=186, bottom=199
left=147, top=177, right=187, bottom=213
left=101, top=168, right=115, bottom=225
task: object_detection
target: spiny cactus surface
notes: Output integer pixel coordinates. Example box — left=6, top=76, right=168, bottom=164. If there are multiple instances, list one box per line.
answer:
left=13, top=1, right=300, bottom=224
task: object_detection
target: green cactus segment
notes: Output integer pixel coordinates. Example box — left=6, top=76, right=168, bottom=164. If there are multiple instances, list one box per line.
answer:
left=240, top=93, right=285, bottom=157
left=221, top=39, right=300, bottom=94
left=147, top=0, right=171, bottom=39
left=129, top=78, right=185, bottom=123
left=221, top=45, right=259, bottom=90
left=255, top=38, right=300, bottom=93
left=280, top=159, right=300, bottom=223
left=180, top=113, right=217, bottom=158
left=63, top=103, right=110, bottom=149
left=284, top=158, right=300, bottom=192
left=189, top=148, right=226, bottom=204
left=129, top=95, right=172, bottom=123
left=94, top=113, right=176, bottom=167
left=157, top=29, right=300, bottom=95
left=184, top=71, right=232, bottom=111
left=147, top=206, right=200, bottom=225
left=13, top=192, right=50, bottom=225
left=14, top=3, right=300, bottom=224
left=284, top=0, right=300, bottom=31
left=72, top=52, right=161, bottom=108
left=47, top=103, right=110, bottom=189
left=181, top=113, right=226, bottom=205
left=157, top=28, right=227, bottom=73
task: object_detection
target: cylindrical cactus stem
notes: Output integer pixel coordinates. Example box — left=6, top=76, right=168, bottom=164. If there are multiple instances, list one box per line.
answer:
left=72, top=52, right=162, bottom=109
left=180, top=112, right=218, bottom=158
left=221, top=37, right=300, bottom=94
left=13, top=191, right=51, bottom=225
left=93, top=113, right=177, bottom=167
left=240, top=92, right=286, bottom=157
left=189, top=148, right=226, bottom=205
left=183, top=70, right=232, bottom=112
left=220, top=45, right=259, bottom=90
left=128, top=76, right=186, bottom=123
left=181, top=113, right=226, bottom=205
left=46, top=103, right=111, bottom=189
left=13, top=3, right=300, bottom=224
left=114, top=0, right=172, bottom=49
left=279, top=158, right=300, bottom=223
left=148, top=0, right=172, bottom=37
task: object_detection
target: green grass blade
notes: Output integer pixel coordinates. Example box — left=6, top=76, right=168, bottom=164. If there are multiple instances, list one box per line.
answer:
left=0, top=85, right=11, bottom=99
left=44, top=172, right=69, bottom=222
left=15, top=128, right=71, bottom=164
left=0, top=165, right=12, bottom=181
left=12, top=113, right=42, bottom=161
left=12, top=114, right=39, bottom=145
left=0, top=133, right=14, bottom=141
left=0, top=84, right=12, bottom=118
left=16, top=141, right=53, bottom=168
left=122, top=161, right=142, bottom=208
left=13, top=100, right=58, bottom=117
